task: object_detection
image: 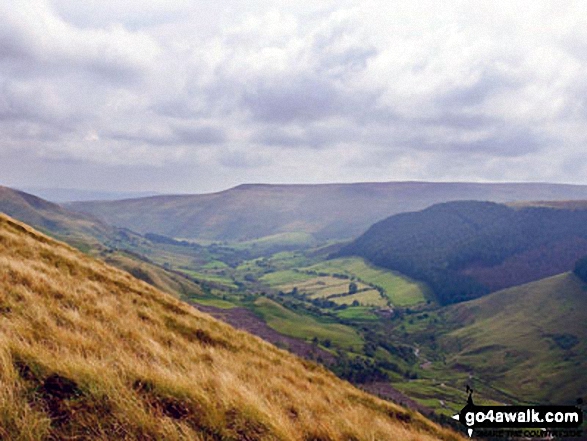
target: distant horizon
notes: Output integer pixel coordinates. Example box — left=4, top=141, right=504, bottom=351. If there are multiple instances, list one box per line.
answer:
left=9, top=179, right=587, bottom=203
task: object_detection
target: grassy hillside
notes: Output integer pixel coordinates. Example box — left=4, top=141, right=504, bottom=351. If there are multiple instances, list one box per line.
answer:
left=251, top=297, right=364, bottom=350
left=0, top=186, right=211, bottom=302
left=340, top=200, right=587, bottom=304
left=67, top=181, right=587, bottom=242
left=439, top=272, right=587, bottom=404
left=0, top=186, right=114, bottom=245
left=100, top=250, right=205, bottom=299
left=0, top=213, right=462, bottom=440
left=373, top=271, right=587, bottom=413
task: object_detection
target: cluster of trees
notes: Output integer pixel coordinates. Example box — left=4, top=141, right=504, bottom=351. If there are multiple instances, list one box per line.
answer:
left=278, top=288, right=353, bottom=310
left=302, top=269, right=350, bottom=280
left=330, top=355, right=390, bottom=384
left=330, top=346, right=418, bottom=383
left=144, top=232, right=198, bottom=248
left=339, top=201, right=587, bottom=304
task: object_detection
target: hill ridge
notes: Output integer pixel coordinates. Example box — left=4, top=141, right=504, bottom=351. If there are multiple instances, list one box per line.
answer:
left=66, top=181, right=587, bottom=242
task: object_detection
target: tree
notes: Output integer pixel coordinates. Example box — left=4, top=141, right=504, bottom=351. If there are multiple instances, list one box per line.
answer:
left=348, top=282, right=358, bottom=294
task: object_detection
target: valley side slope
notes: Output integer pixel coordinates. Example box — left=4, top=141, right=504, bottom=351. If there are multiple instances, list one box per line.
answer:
left=0, top=213, right=461, bottom=440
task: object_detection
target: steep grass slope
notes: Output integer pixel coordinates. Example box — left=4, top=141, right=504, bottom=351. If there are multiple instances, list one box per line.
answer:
left=0, top=186, right=206, bottom=302
left=0, top=214, right=461, bottom=440
left=440, top=272, right=587, bottom=404
left=67, top=181, right=587, bottom=242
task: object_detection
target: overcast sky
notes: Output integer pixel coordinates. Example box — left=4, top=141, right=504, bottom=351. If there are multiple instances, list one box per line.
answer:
left=1, top=0, right=586, bottom=194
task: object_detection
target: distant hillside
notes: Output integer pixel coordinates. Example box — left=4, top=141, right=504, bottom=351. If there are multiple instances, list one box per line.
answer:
left=508, top=200, right=587, bottom=210
left=20, top=187, right=159, bottom=203
left=0, top=186, right=205, bottom=301
left=67, top=181, right=587, bottom=242
left=339, top=200, right=587, bottom=304
left=0, top=213, right=461, bottom=440
left=99, top=249, right=205, bottom=299
left=439, top=272, right=587, bottom=404
left=0, top=185, right=114, bottom=244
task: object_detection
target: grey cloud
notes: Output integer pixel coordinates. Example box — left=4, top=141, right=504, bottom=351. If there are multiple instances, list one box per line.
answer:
left=436, top=67, right=522, bottom=109
left=253, top=129, right=307, bottom=148
left=317, top=45, right=377, bottom=76
left=243, top=76, right=341, bottom=123
left=0, top=149, right=210, bottom=192
left=311, top=22, right=378, bottom=76
left=218, top=150, right=273, bottom=169
left=419, top=113, right=499, bottom=131
left=107, top=131, right=173, bottom=147
left=406, top=128, right=542, bottom=157
left=253, top=123, right=399, bottom=150
left=0, top=30, right=32, bottom=62
left=0, top=3, right=158, bottom=86
left=0, top=79, right=83, bottom=135
left=152, top=99, right=202, bottom=119
left=241, top=72, right=385, bottom=126
left=1, top=0, right=586, bottom=194
left=461, top=130, right=542, bottom=156
left=75, top=57, right=148, bottom=85
left=252, top=126, right=334, bottom=149
left=174, top=125, right=226, bottom=145
left=51, top=0, right=192, bottom=31
left=106, top=125, right=226, bottom=147
left=220, top=12, right=382, bottom=125
left=0, top=119, right=70, bottom=144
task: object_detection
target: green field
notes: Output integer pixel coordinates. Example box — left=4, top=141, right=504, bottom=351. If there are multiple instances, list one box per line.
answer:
left=202, top=260, right=230, bottom=269
left=303, top=258, right=428, bottom=306
left=251, top=297, right=363, bottom=350
left=270, top=273, right=388, bottom=307
left=189, top=297, right=237, bottom=309
left=260, top=257, right=426, bottom=308
left=329, top=290, right=387, bottom=307
left=334, top=306, right=379, bottom=321
left=280, top=276, right=362, bottom=296
left=259, top=269, right=314, bottom=286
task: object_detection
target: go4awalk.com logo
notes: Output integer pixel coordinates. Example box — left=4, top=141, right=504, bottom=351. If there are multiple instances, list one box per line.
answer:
left=452, top=386, right=584, bottom=438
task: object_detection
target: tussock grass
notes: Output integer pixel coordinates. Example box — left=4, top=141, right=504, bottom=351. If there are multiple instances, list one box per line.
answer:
left=0, top=214, right=462, bottom=440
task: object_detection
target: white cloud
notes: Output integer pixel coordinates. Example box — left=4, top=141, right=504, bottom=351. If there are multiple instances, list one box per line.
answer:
left=1, top=0, right=587, bottom=192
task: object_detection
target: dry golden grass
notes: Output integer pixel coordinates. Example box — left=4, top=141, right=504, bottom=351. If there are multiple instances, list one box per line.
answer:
left=0, top=214, right=463, bottom=440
